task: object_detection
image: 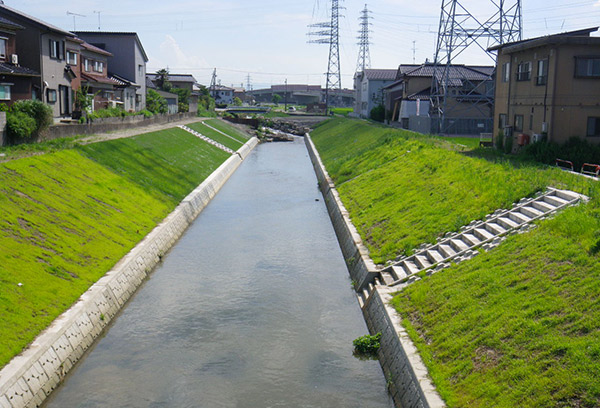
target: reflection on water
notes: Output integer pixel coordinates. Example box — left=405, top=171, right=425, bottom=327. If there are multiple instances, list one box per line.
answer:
left=44, top=138, right=393, bottom=408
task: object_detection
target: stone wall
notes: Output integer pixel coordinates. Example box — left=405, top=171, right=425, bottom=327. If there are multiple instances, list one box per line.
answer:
left=304, top=133, right=444, bottom=408
left=40, top=112, right=197, bottom=142
left=0, top=137, right=259, bottom=408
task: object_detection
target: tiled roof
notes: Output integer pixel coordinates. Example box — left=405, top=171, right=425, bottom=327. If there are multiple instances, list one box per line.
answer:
left=363, top=69, right=397, bottom=81
left=81, top=72, right=120, bottom=85
left=401, top=64, right=493, bottom=86
left=0, top=62, right=38, bottom=76
left=147, top=73, right=197, bottom=83
left=0, top=15, right=24, bottom=30
left=489, top=27, right=599, bottom=53
left=109, top=73, right=139, bottom=87
left=0, top=4, right=74, bottom=37
left=81, top=42, right=112, bottom=57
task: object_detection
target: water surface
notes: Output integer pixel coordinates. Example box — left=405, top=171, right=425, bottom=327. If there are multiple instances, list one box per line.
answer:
left=44, top=138, right=393, bottom=408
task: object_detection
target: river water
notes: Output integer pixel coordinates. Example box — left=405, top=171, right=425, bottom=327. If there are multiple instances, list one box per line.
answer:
left=44, top=138, right=393, bottom=408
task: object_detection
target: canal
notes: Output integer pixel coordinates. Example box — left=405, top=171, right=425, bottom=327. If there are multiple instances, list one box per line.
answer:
left=44, top=138, right=393, bottom=407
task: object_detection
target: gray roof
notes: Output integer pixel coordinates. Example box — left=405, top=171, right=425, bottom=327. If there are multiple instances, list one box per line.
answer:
left=489, top=27, right=600, bottom=54
left=0, top=62, right=38, bottom=76
left=402, top=64, right=493, bottom=84
left=0, top=4, right=74, bottom=37
left=362, top=69, right=397, bottom=81
left=147, top=73, right=197, bottom=84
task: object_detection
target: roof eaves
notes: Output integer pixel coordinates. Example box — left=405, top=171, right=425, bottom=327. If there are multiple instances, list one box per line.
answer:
left=0, top=4, right=74, bottom=37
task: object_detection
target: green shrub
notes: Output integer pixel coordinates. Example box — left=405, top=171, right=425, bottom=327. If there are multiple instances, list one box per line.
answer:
left=370, top=104, right=385, bottom=122
left=495, top=129, right=504, bottom=150
left=7, top=111, right=37, bottom=140
left=520, top=137, right=600, bottom=171
left=139, top=109, right=154, bottom=118
left=146, top=89, right=167, bottom=114
left=11, top=100, right=53, bottom=133
left=353, top=332, right=382, bottom=355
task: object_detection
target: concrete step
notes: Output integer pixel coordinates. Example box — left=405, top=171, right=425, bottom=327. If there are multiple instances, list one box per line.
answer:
left=520, top=205, right=544, bottom=219
left=553, top=189, right=580, bottom=202
left=543, top=194, right=568, bottom=208
left=508, top=211, right=531, bottom=225
left=402, top=259, right=420, bottom=275
left=473, top=227, right=494, bottom=242
left=426, top=249, right=445, bottom=264
left=497, top=216, right=519, bottom=230
left=485, top=222, right=506, bottom=235
left=461, top=233, right=481, bottom=246
left=450, top=238, right=469, bottom=253
left=532, top=200, right=555, bottom=213
left=414, top=254, right=432, bottom=270
left=390, top=265, right=408, bottom=280
left=438, top=244, right=456, bottom=258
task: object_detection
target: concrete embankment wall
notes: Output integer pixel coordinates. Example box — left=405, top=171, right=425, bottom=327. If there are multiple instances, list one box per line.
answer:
left=304, top=134, right=444, bottom=408
left=0, top=137, right=259, bottom=408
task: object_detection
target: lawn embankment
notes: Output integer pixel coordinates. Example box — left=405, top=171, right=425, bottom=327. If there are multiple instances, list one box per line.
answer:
left=0, top=128, right=232, bottom=368
left=311, top=117, right=600, bottom=407
left=310, top=118, right=594, bottom=264
left=186, top=121, right=246, bottom=151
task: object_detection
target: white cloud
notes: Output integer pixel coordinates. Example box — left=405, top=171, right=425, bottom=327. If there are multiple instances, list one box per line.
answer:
left=148, top=35, right=210, bottom=75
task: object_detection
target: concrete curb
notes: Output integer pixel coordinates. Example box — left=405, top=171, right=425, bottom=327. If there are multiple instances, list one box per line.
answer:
left=0, top=137, right=259, bottom=408
left=304, top=134, right=445, bottom=408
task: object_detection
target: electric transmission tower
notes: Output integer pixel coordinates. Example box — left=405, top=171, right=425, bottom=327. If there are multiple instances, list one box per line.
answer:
left=356, top=4, right=372, bottom=73
left=308, top=0, right=344, bottom=110
left=431, top=0, right=522, bottom=135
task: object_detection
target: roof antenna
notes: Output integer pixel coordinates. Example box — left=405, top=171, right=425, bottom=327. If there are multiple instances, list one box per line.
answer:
left=93, top=10, right=102, bottom=30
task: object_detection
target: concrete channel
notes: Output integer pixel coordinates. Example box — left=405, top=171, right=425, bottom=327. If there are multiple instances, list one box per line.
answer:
left=2, top=136, right=396, bottom=407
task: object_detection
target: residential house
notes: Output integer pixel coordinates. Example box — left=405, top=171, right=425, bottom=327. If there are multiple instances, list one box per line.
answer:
left=147, top=72, right=198, bottom=112
left=78, top=42, right=120, bottom=112
left=490, top=27, right=600, bottom=146
left=74, top=31, right=149, bottom=111
left=0, top=4, right=78, bottom=118
left=354, top=69, right=397, bottom=118
left=145, top=77, right=178, bottom=114
left=383, top=64, right=494, bottom=134
left=0, top=16, right=39, bottom=106
left=211, top=84, right=234, bottom=105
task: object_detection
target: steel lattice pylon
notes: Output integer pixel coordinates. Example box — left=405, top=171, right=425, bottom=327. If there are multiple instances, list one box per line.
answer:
left=308, top=0, right=343, bottom=110
left=431, top=0, right=522, bottom=135
left=356, top=4, right=372, bottom=73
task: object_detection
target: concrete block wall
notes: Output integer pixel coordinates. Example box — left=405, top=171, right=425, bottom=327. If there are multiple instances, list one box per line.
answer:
left=304, top=133, right=444, bottom=408
left=0, top=137, right=259, bottom=408
left=304, top=135, right=378, bottom=290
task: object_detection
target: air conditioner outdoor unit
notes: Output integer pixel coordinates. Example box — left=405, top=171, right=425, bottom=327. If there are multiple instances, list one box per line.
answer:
left=532, top=134, right=542, bottom=143
left=11, top=54, right=18, bottom=65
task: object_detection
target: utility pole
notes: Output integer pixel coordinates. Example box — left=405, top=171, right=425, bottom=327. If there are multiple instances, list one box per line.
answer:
left=284, top=79, right=288, bottom=111
left=356, top=4, right=372, bottom=73
left=66, top=11, right=86, bottom=31
left=412, top=41, right=416, bottom=64
left=431, top=0, right=522, bottom=135
left=209, top=68, right=217, bottom=101
left=93, top=10, right=102, bottom=30
left=308, top=0, right=344, bottom=114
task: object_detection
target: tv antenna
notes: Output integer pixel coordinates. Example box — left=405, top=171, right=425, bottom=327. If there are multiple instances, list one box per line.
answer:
left=93, top=10, right=102, bottom=30
left=66, top=11, right=85, bottom=31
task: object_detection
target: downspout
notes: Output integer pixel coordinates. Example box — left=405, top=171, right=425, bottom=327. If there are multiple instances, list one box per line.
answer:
left=548, top=46, right=560, bottom=143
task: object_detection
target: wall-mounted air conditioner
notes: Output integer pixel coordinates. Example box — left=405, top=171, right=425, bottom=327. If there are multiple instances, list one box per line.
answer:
left=11, top=54, right=18, bottom=65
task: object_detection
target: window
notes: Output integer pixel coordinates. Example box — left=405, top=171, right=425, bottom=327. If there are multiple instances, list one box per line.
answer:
left=501, top=62, right=510, bottom=82
left=536, top=59, right=548, bottom=85
left=514, top=114, right=524, bottom=132
left=49, top=39, right=63, bottom=59
left=587, top=117, right=600, bottom=137
left=67, top=51, right=77, bottom=65
left=517, top=62, right=531, bottom=81
left=46, top=89, right=57, bottom=103
left=498, top=113, right=507, bottom=129
left=93, top=61, right=103, bottom=73
left=138, top=64, right=144, bottom=77
left=575, top=57, right=600, bottom=78
left=0, top=84, right=11, bottom=100
left=0, top=38, right=6, bottom=59
left=84, top=59, right=90, bottom=72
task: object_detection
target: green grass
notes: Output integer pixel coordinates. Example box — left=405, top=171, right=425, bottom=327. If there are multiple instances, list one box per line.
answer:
left=331, top=107, right=353, bottom=117
left=186, top=121, right=245, bottom=151
left=0, top=136, right=84, bottom=161
left=391, top=198, right=600, bottom=407
left=0, top=128, right=230, bottom=367
left=204, top=119, right=250, bottom=141
left=311, top=118, right=593, bottom=264
left=311, top=117, right=600, bottom=407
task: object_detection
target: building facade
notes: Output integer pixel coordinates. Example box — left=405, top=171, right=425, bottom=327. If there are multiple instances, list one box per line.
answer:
left=491, top=27, right=600, bottom=146
left=353, top=69, right=397, bottom=118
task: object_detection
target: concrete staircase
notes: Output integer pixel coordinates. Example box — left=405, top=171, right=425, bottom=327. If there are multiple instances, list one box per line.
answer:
left=358, top=188, right=587, bottom=308
left=200, top=121, right=245, bottom=144
left=178, top=125, right=235, bottom=154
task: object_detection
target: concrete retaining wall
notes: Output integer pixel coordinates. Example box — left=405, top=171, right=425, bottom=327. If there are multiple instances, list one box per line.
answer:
left=0, top=137, right=259, bottom=408
left=304, top=134, right=444, bottom=408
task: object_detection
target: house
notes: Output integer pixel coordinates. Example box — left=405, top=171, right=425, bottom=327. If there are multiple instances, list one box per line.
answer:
left=74, top=31, right=149, bottom=111
left=489, top=27, right=600, bottom=146
left=147, top=72, right=198, bottom=112
left=77, top=42, right=120, bottom=112
left=0, top=4, right=78, bottom=118
left=354, top=69, right=397, bottom=118
left=145, top=77, right=178, bottom=114
left=0, top=16, right=39, bottom=106
left=383, top=64, right=494, bottom=134
left=211, top=84, right=234, bottom=105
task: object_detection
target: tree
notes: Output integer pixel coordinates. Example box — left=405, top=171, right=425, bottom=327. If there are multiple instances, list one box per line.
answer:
left=155, top=68, right=172, bottom=92
left=272, top=93, right=282, bottom=105
left=172, top=88, right=190, bottom=113
left=146, top=89, right=167, bottom=114
left=233, top=97, right=243, bottom=106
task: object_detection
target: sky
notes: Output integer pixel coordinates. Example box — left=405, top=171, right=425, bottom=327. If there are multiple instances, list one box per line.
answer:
left=7, top=0, right=600, bottom=90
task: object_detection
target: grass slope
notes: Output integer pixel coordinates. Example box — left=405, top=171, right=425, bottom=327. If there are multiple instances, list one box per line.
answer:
left=310, top=118, right=593, bottom=264
left=0, top=129, right=229, bottom=367
left=204, top=119, right=250, bottom=141
left=186, top=122, right=245, bottom=151
left=311, top=117, right=600, bottom=407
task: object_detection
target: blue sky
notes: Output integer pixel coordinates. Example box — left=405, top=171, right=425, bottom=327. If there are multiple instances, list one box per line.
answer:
left=8, top=0, right=600, bottom=89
